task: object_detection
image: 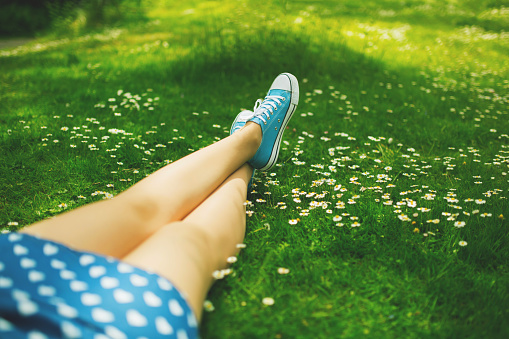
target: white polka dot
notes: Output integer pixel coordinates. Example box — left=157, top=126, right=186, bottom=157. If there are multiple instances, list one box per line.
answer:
left=38, top=285, right=56, bottom=297
left=143, top=291, right=162, bottom=307
left=50, top=259, right=66, bottom=270
left=20, top=258, right=37, bottom=269
left=155, top=316, right=173, bottom=335
left=28, top=270, right=45, bottom=283
left=57, top=303, right=78, bottom=318
left=0, top=277, right=13, bottom=288
left=113, top=289, right=134, bottom=304
left=0, top=317, right=14, bottom=331
left=0, top=262, right=4, bottom=271
left=105, top=326, right=127, bottom=339
left=126, top=309, right=148, bottom=327
left=8, top=233, right=22, bottom=242
left=130, top=274, right=148, bottom=287
left=169, top=299, right=184, bottom=316
left=157, top=277, right=173, bottom=291
left=94, top=334, right=110, bottom=339
left=12, top=289, right=30, bottom=301
left=81, top=293, right=102, bottom=306
left=70, top=280, right=88, bottom=292
left=177, top=329, right=189, bottom=339
left=17, top=299, right=39, bottom=316
left=13, top=244, right=28, bottom=256
left=187, top=312, right=198, bottom=328
left=117, top=263, right=134, bottom=273
left=61, top=321, right=81, bottom=338
left=79, top=254, right=95, bottom=266
left=91, top=308, right=115, bottom=323
left=43, top=243, right=59, bottom=256
left=89, top=265, right=106, bottom=278
left=28, top=330, right=48, bottom=339
left=60, top=270, right=76, bottom=280
left=100, top=276, right=119, bottom=289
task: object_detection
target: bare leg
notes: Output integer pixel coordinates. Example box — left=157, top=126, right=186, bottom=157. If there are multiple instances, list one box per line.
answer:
left=21, top=124, right=261, bottom=258
left=122, top=164, right=252, bottom=320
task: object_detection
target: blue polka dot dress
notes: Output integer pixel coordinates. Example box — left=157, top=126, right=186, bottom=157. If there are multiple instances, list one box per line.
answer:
left=0, top=233, right=199, bottom=338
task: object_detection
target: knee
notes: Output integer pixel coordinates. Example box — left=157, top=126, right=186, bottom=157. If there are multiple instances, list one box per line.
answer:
left=115, top=192, right=174, bottom=230
left=162, top=221, right=231, bottom=270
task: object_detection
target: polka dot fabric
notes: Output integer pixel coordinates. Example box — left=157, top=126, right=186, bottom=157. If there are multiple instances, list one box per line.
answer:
left=0, top=233, right=198, bottom=339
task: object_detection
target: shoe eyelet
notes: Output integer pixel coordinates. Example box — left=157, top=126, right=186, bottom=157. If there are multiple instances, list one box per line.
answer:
left=275, top=107, right=278, bottom=111
left=264, top=122, right=267, bottom=125
left=278, top=119, right=281, bottom=123
left=275, top=127, right=278, bottom=131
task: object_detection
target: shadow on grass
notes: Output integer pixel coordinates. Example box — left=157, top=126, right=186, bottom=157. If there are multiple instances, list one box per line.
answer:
left=0, top=21, right=493, bottom=151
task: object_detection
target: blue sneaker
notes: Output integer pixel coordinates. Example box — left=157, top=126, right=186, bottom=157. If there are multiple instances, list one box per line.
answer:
left=248, top=73, right=299, bottom=171
left=230, top=109, right=256, bottom=191
left=230, top=109, right=255, bottom=135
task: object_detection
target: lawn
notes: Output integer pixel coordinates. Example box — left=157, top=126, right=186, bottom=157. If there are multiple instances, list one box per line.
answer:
left=1, top=0, right=508, bottom=337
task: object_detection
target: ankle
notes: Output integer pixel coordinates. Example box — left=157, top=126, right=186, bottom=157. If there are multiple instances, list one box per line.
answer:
left=243, top=122, right=262, bottom=149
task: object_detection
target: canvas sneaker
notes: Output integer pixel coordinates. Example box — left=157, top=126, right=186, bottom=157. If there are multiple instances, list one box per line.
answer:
left=247, top=73, right=299, bottom=171
left=230, top=109, right=255, bottom=135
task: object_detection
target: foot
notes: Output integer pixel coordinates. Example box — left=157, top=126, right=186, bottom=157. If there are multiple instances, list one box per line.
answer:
left=247, top=73, right=299, bottom=171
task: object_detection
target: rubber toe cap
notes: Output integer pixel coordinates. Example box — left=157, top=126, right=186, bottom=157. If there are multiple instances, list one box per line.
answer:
left=269, top=73, right=293, bottom=92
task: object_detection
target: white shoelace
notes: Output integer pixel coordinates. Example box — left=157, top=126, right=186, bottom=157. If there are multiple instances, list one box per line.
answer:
left=252, top=95, right=285, bottom=124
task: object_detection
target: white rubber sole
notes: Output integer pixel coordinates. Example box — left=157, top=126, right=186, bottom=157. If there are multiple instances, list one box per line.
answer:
left=259, top=72, right=299, bottom=171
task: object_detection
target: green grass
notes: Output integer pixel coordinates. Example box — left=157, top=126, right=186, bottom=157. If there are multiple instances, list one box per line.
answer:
left=1, top=0, right=508, bottom=337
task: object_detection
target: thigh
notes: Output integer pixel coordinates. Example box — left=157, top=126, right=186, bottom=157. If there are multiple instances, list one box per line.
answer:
left=0, top=232, right=198, bottom=339
left=20, top=194, right=161, bottom=259
left=122, top=221, right=219, bottom=322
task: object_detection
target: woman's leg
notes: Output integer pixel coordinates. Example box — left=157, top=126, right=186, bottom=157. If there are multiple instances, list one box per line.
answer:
left=121, top=164, right=252, bottom=320
left=21, top=124, right=261, bottom=258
